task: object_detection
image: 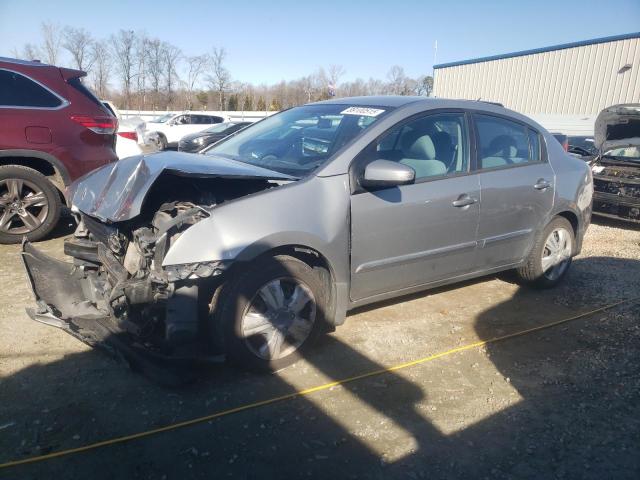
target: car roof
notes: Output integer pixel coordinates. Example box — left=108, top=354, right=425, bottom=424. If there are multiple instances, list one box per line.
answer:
left=312, top=95, right=537, bottom=127
left=0, top=56, right=51, bottom=67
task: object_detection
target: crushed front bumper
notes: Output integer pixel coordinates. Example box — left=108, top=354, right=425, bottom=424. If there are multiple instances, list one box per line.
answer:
left=20, top=241, right=204, bottom=385
left=593, top=174, right=640, bottom=223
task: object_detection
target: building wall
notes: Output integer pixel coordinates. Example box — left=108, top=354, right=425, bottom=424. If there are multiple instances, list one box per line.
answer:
left=434, top=36, right=640, bottom=115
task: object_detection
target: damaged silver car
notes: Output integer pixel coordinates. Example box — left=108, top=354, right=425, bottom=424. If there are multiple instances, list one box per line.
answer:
left=22, top=97, right=593, bottom=380
left=590, top=103, right=640, bottom=223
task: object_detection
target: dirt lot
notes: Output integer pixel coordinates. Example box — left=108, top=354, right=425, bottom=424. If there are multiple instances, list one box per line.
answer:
left=1, top=216, right=639, bottom=479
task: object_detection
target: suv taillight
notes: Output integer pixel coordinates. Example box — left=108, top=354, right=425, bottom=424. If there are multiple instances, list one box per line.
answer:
left=71, top=115, right=117, bottom=134
left=117, top=131, right=138, bottom=142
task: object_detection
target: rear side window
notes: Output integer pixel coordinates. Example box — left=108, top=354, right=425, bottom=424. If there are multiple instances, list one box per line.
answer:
left=0, top=69, right=63, bottom=108
left=474, top=114, right=541, bottom=169
left=67, top=77, right=105, bottom=109
left=202, top=115, right=224, bottom=124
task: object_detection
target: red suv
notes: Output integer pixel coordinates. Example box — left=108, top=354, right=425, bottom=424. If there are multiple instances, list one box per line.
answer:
left=0, top=57, right=117, bottom=243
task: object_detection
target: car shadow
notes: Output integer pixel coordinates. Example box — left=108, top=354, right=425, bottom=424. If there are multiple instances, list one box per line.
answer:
left=1, top=257, right=639, bottom=479
left=45, top=211, right=76, bottom=240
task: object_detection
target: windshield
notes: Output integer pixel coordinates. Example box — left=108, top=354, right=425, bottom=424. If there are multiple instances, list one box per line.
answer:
left=205, top=104, right=389, bottom=177
left=205, top=123, right=234, bottom=134
left=150, top=113, right=173, bottom=123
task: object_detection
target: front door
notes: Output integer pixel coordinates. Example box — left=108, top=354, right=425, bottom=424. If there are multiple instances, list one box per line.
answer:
left=472, top=113, right=555, bottom=267
left=350, top=112, right=480, bottom=301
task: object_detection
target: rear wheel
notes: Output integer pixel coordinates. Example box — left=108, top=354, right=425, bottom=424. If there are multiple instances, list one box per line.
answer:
left=216, top=255, right=330, bottom=371
left=516, top=216, right=574, bottom=288
left=0, top=166, right=61, bottom=244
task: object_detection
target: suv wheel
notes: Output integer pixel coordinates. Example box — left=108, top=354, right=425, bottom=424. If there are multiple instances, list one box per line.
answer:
left=216, top=255, right=330, bottom=371
left=516, top=216, right=574, bottom=288
left=0, top=165, right=61, bottom=244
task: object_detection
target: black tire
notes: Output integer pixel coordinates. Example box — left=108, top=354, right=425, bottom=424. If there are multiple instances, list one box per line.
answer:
left=0, top=165, right=61, bottom=244
left=215, top=255, right=330, bottom=372
left=516, top=216, right=575, bottom=289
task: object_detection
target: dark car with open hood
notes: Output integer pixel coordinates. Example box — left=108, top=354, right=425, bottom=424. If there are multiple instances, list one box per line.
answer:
left=590, top=104, right=640, bottom=223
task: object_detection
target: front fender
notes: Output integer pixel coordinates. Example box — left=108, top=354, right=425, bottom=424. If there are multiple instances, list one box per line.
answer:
left=162, top=174, right=352, bottom=285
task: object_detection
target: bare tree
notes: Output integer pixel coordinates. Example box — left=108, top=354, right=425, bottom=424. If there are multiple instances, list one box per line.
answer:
left=134, top=35, right=149, bottom=109
left=91, top=40, right=111, bottom=99
left=415, top=75, right=434, bottom=97
left=63, top=27, right=94, bottom=71
left=185, top=54, right=210, bottom=109
left=111, top=30, right=137, bottom=109
left=207, top=47, right=230, bottom=111
left=18, top=43, right=42, bottom=61
left=41, top=22, right=62, bottom=65
left=146, top=38, right=164, bottom=109
left=327, top=64, right=345, bottom=95
left=386, top=65, right=407, bottom=95
left=163, top=43, right=182, bottom=109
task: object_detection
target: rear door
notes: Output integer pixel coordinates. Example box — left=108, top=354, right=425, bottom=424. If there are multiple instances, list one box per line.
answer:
left=350, top=111, right=481, bottom=301
left=473, top=113, right=555, bottom=268
left=0, top=67, right=66, bottom=153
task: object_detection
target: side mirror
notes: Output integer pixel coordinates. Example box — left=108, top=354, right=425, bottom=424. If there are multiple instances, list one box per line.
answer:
left=361, top=159, right=415, bottom=188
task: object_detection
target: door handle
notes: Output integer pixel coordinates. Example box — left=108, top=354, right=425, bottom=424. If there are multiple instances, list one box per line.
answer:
left=534, top=179, right=551, bottom=190
left=452, top=194, right=478, bottom=208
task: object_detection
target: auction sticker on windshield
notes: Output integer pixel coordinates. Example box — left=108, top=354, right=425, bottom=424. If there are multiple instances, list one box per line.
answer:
left=341, top=107, right=385, bottom=117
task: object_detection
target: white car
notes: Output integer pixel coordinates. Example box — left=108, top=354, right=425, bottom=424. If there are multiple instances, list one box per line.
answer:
left=115, top=117, right=146, bottom=159
left=101, top=101, right=152, bottom=160
left=145, top=112, right=230, bottom=149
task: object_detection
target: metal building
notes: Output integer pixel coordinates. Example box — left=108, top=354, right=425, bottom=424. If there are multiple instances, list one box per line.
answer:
left=433, top=33, right=640, bottom=121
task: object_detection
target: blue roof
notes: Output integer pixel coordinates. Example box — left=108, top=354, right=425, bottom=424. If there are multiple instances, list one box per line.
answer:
left=433, top=32, right=640, bottom=69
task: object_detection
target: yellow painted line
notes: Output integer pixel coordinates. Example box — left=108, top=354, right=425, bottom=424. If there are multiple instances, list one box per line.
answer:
left=0, top=297, right=636, bottom=470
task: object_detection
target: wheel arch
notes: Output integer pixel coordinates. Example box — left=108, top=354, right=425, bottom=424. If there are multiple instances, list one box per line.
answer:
left=229, top=242, right=343, bottom=329
left=0, top=150, right=70, bottom=203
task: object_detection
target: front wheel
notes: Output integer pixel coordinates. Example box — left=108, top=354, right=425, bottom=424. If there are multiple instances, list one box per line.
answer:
left=215, top=255, right=330, bottom=371
left=516, top=216, right=575, bottom=289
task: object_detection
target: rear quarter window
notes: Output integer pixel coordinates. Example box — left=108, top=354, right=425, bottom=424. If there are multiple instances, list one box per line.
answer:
left=67, top=77, right=108, bottom=112
left=0, top=69, right=63, bottom=108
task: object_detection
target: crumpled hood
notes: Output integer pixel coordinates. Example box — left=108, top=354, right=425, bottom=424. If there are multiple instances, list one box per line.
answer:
left=69, top=151, right=294, bottom=222
left=595, top=103, right=640, bottom=153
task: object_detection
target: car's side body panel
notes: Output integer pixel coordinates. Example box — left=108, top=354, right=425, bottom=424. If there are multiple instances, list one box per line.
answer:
left=350, top=174, right=481, bottom=300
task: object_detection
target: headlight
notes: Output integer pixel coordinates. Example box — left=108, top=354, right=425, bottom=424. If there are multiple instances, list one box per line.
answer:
left=164, top=261, right=227, bottom=282
left=194, top=137, right=205, bottom=144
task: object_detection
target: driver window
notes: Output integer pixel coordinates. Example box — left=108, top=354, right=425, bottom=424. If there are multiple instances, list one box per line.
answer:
left=174, top=115, right=190, bottom=125
left=475, top=114, right=538, bottom=169
left=374, top=112, right=469, bottom=180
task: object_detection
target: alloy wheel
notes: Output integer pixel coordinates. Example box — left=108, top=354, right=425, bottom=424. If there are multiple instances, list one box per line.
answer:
left=541, top=227, right=572, bottom=281
left=241, top=277, right=317, bottom=360
left=0, top=178, right=49, bottom=235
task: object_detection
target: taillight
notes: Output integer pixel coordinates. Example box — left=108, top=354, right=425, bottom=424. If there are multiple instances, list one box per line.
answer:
left=71, top=115, right=118, bottom=134
left=117, top=131, right=138, bottom=142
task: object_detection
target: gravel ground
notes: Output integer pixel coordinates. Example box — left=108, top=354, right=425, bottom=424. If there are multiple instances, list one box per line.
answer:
left=0, top=216, right=639, bottom=479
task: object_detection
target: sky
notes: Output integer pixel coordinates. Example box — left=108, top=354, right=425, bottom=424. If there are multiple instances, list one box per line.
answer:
left=0, top=0, right=639, bottom=85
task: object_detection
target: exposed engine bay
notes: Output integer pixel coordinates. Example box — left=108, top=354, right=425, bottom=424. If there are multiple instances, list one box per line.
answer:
left=22, top=170, right=282, bottom=383
left=592, top=163, right=640, bottom=222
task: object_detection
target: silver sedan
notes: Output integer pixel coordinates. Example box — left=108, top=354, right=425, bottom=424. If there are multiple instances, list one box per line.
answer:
left=23, top=97, right=593, bottom=379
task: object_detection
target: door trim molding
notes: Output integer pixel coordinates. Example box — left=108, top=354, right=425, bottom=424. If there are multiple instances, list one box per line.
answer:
left=480, top=228, right=532, bottom=247
left=354, top=240, right=478, bottom=274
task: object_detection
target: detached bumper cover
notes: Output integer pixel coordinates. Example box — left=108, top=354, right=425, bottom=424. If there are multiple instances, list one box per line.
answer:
left=20, top=241, right=200, bottom=385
